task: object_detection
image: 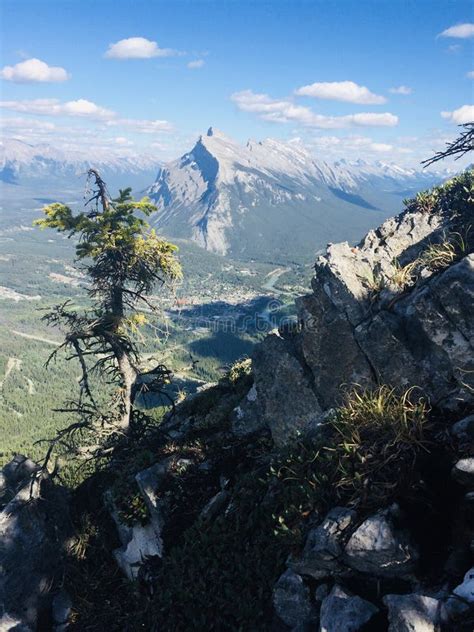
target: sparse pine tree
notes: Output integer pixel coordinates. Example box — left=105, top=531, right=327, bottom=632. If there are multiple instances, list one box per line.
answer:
left=35, top=169, right=182, bottom=464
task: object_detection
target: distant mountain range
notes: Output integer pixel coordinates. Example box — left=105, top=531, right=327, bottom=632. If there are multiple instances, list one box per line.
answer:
left=0, top=138, right=161, bottom=192
left=146, top=128, right=452, bottom=261
left=1, top=132, right=453, bottom=263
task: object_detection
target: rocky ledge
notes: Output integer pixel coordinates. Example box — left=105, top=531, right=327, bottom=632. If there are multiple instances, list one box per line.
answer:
left=236, top=174, right=474, bottom=445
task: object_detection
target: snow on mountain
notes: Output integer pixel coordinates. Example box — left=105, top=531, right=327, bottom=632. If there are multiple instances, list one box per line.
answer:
left=0, top=138, right=161, bottom=183
left=146, top=128, right=449, bottom=260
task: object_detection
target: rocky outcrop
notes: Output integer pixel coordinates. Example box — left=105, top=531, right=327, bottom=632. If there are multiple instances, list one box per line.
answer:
left=234, top=199, right=474, bottom=445
left=273, top=502, right=465, bottom=630
left=0, top=455, right=70, bottom=631
left=234, top=334, right=322, bottom=445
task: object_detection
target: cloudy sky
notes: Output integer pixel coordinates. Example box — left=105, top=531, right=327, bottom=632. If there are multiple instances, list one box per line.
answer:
left=1, top=0, right=473, bottom=167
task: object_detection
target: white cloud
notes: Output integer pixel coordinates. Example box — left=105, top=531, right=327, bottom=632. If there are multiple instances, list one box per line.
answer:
left=0, top=99, right=173, bottom=142
left=0, top=98, right=115, bottom=119
left=231, top=90, right=398, bottom=128
left=295, top=80, right=386, bottom=104
left=305, top=134, right=416, bottom=160
left=439, top=23, right=474, bottom=39
left=0, top=58, right=69, bottom=83
left=105, top=37, right=179, bottom=59
left=187, top=59, right=205, bottom=69
left=389, top=85, right=412, bottom=95
left=303, top=133, right=420, bottom=167
left=105, top=118, right=172, bottom=133
left=0, top=117, right=56, bottom=131
left=441, top=104, right=474, bottom=124
left=114, top=137, right=133, bottom=146
left=350, top=112, right=398, bottom=127
left=467, top=70, right=474, bottom=79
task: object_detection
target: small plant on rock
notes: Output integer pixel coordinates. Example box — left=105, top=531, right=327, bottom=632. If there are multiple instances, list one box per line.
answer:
left=329, top=385, right=429, bottom=507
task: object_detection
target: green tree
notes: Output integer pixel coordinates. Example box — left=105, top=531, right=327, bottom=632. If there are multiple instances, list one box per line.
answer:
left=35, top=169, right=181, bottom=461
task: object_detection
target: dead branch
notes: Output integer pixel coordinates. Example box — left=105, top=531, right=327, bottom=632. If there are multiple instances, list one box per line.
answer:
left=422, top=122, right=474, bottom=167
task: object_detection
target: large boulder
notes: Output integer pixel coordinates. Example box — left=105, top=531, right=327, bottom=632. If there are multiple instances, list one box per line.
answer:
left=0, top=455, right=70, bottom=630
left=343, top=507, right=418, bottom=578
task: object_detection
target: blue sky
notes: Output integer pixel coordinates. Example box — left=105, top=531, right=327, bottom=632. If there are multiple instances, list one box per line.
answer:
left=1, top=0, right=473, bottom=166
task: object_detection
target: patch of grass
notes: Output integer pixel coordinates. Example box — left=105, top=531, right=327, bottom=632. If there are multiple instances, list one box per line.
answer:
left=390, top=259, right=419, bottom=289
left=420, top=228, right=470, bottom=271
left=329, top=385, right=429, bottom=507
left=363, top=269, right=386, bottom=300
left=388, top=226, right=472, bottom=291
left=225, top=357, right=252, bottom=385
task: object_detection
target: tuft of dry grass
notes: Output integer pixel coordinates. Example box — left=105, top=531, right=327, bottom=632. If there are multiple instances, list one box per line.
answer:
left=420, top=229, right=470, bottom=271
left=328, top=385, right=430, bottom=507
left=388, top=227, right=472, bottom=291
left=390, top=259, right=419, bottom=289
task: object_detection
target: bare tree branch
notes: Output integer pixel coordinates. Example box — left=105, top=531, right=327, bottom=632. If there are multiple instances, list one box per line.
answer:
left=422, top=122, right=474, bottom=167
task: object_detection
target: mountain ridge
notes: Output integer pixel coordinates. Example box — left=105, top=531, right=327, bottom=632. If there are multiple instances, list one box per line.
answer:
left=146, top=127, right=452, bottom=260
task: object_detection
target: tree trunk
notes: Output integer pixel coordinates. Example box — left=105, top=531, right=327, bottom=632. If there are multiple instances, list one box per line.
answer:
left=116, top=350, right=137, bottom=433
left=107, top=287, right=137, bottom=434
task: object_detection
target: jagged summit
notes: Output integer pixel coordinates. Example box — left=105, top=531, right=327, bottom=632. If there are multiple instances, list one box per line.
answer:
left=147, top=128, right=449, bottom=259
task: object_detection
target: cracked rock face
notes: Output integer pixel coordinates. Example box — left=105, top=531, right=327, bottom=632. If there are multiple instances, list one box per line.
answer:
left=234, top=334, right=322, bottom=445
left=235, top=203, right=474, bottom=444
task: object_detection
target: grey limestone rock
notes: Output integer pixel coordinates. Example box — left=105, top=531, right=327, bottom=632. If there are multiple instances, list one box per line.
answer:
left=289, top=507, right=357, bottom=579
left=452, top=458, right=474, bottom=487
left=0, top=456, right=70, bottom=630
left=383, top=593, right=441, bottom=631
left=343, top=507, right=418, bottom=578
left=319, top=584, right=378, bottom=631
left=272, top=569, right=313, bottom=629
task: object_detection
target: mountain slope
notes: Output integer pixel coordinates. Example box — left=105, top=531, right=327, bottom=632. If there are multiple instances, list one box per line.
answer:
left=0, top=138, right=161, bottom=195
left=147, top=128, right=449, bottom=262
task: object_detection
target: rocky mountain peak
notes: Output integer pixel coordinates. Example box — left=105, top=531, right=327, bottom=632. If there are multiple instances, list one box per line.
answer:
left=147, top=128, right=449, bottom=260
